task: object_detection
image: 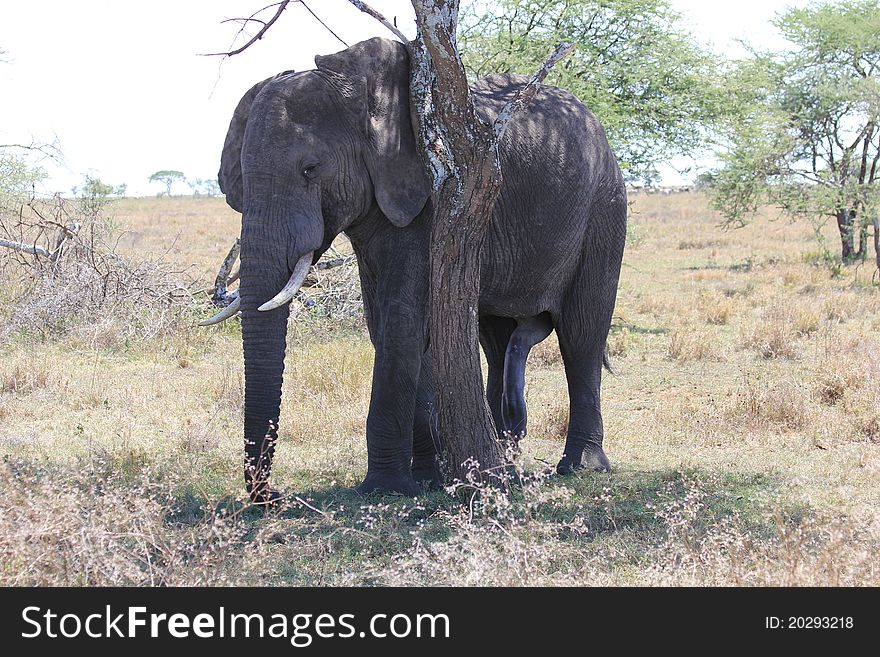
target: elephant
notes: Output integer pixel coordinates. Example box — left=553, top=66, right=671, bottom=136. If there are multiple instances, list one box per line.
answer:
left=202, top=37, right=627, bottom=502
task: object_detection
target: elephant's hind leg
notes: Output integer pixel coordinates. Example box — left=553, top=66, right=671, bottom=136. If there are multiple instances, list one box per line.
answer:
left=555, top=192, right=626, bottom=475
left=501, top=313, right=553, bottom=439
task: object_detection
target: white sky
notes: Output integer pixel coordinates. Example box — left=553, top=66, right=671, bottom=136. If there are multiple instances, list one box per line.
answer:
left=0, top=0, right=807, bottom=195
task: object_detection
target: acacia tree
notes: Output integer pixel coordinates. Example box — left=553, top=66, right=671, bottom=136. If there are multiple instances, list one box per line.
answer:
left=711, top=0, right=880, bottom=268
left=148, top=169, right=186, bottom=197
left=459, top=0, right=721, bottom=183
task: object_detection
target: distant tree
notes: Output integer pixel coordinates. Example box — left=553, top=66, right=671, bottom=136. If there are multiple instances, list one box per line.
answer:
left=79, top=175, right=115, bottom=215
left=186, top=177, right=221, bottom=197
left=82, top=176, right=114, bottom=198
left=148, top=170, right=186, bottom=197
left=460, top=0, right=723, bottom=183
left=201, top=178, right=221, bottom=197
left=114, top=183, right=127, bottom=198
left=711, top=0, right=880, bottom=265
left=187, top=177, right=205, bottom=197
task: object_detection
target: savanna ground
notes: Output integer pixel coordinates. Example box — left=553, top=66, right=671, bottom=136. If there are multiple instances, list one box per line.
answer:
left=1, top=192, right=878, bottom=586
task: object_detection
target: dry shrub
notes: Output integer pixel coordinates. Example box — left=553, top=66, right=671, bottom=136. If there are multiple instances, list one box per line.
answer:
left=645, top=477, right=879, bottom=586
left=823, top=293, right=859, bottom=323
left=742, top=306, right=802, bottom=359
left=810, top=338, right=880, bottom=440
left=345, top=471, right=880, bottom=587
left=529, top=332, right=562, bottom=367
left=296, top=253, right=363, bottom=327
left=1, top=196, right=197, bottom=346
left=607, top=327, right=630, bottom=357
left=0, top=460, right=258, bottom=586
left=0, top=360, right=50, bottom=394
left=792, top=306, right=821, bottom=337
left=700, top=290, right=736, bottom=325
left=860, top=415, right=880, bottom=443
left=727, top=376, right=810, bottom=431
left=666, top=326, right=721, bottom=362
left=814, top=362, right=867, bottom=405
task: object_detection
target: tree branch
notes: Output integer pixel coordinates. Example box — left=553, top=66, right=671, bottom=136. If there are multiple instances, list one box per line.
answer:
left=204, top=1, right=293, bottom=57
left=346, top=0, right=408, bottom=43
left=301, top=1, right=348, bottom=48
left=493, top=41, right=575, bottom=143
left=0, top=238, right=51, bottom=258
left=211, top=239, right=241, bottom=306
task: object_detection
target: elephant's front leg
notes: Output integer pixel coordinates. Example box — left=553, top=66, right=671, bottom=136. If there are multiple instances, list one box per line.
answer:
left=356, top=298, right=426, bottom=497
left=411, top=351, right=442, bottom=490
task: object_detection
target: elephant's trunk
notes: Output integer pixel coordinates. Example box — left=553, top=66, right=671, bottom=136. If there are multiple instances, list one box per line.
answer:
left=238, top=208, right=302, bottom=498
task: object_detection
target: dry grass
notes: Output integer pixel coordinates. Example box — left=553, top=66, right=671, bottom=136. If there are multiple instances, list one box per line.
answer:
left=1, top=193, right=878, bottom=586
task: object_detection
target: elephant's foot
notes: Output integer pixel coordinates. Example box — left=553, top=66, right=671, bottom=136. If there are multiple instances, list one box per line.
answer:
left=356, top=470, right=421, bottom=497
left=556, top=445, right=611, bottom=475
left=411, top=460, right=444, bottom=491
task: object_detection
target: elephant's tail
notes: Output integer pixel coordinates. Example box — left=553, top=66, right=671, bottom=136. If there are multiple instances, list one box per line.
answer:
left=602, top=347, right=614, bottom=375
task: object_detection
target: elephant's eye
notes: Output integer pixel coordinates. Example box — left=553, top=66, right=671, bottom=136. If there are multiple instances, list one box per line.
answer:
left=302, top=164, right=318, bottom=179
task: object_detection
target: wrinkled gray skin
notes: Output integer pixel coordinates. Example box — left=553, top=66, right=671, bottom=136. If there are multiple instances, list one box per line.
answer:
left=218, top=38, right=626, bottom=500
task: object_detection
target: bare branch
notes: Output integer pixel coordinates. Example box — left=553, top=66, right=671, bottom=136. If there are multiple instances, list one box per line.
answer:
left=211, top=239, right=240, bottom=307
left=301, top=1, right=348, bottom=48
left=314, top=255, right=355, bottom=271
left=0, top=141, right=64, bottom=162
left=346, top=0, right=408, bottom=43
left=0, top=238, right=50, bottom=258
left=203, top=1, right=293, bottom=57
left=493, top=41, right=575, bottom=143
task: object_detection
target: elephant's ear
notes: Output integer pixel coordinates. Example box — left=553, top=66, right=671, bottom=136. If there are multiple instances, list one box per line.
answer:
left=219, top=70, right=295, bottom=213
left=315, top=38, right=429, bottom=227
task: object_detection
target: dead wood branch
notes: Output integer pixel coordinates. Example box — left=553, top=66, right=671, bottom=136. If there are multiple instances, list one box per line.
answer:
left=346, top=1, right=408, bottom=43
left=211, top=238, right=241, bottom=306
left=204, top=1, right=294, bottom=57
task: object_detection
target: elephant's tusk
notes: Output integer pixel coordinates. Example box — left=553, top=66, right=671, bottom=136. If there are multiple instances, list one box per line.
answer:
left=199, top=294, right=241, bottom=326
left=258, top=252, right=314, bottom=312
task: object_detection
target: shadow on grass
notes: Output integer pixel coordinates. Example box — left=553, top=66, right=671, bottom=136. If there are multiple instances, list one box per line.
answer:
left=4, top=455, right=814, bottom=584
left=610, top=322, right=670, bottom=336
left=165, top=461, right=795, bottom=555
left=682, top=257, right=756, bottom=273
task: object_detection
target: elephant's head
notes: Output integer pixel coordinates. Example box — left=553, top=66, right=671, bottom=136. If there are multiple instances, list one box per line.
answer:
left=216, top=38, right=430, bottom=497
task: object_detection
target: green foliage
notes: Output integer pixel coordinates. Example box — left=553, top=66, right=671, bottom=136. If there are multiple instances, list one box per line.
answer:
left=79, top=175, right=115, bottom=215
left=710, top=0, right=880, bottom=262
left=0, top=151, right=45, bottom=206
left=460, top=0, right=723, bottom=183
left=148, top=170, right=186, bottom=197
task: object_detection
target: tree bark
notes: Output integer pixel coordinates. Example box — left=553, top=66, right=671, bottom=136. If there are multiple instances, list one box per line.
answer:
left=410, top=2, right=507, bottom=487
left=856, top=214, right=869, bottom=262
left=874, top=215, right=880, bottom=280
left=837, top=209, right=856, bottom=262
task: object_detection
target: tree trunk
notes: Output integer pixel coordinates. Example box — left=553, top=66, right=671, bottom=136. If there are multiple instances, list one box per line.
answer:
left=837, top=209, right=856, bottom=262
left=429, top=159, right=507, bottom=486
left=409, top=3, right=506, bottom=487
left=856, top=213, right=868, bottom=262
left=874, top=215, right=880, bottom=278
